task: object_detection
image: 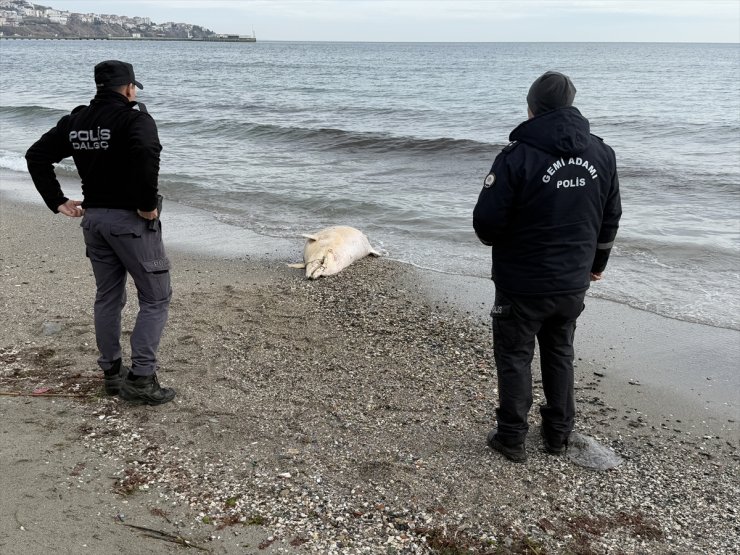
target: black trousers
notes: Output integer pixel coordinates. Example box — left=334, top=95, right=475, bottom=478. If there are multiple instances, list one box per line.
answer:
left=491, top=289, right=586, bottom=446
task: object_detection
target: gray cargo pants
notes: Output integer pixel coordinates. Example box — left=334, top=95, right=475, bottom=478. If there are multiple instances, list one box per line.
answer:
left=81, top=209, right=172, bottom=376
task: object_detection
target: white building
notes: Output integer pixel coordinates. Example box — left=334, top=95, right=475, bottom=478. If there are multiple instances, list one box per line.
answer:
left=48, top=14, right=68, bottom=24
left=1, top=12, right=19, bottom=25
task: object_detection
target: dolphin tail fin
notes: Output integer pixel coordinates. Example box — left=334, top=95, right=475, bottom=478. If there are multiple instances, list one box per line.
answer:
left=369, top=248, right=381, bottom=257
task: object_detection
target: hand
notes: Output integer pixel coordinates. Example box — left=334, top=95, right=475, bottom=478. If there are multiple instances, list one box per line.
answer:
left=137, top=208, right=158, bottom=220
left=57, top=199, right=84, bottom=218
left=590, top=272, right=603, bottom=281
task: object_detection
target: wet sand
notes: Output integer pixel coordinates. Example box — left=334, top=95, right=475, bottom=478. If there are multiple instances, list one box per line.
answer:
left=1, top=174, right=738, bottom=553
left=414, top=269, right=740, bottom=438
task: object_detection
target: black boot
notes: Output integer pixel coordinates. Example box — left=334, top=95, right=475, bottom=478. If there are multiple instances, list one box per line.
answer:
left=541, top=426, right=568, bottom=455
left=487, top=428, right=527, bottom=463
left=119, top=372, right=176, bottom=406
left=103, top=358, right=128, bottom=396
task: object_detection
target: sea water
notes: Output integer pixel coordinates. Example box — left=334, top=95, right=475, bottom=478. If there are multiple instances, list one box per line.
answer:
left=1, top=40, right=738, bottom=330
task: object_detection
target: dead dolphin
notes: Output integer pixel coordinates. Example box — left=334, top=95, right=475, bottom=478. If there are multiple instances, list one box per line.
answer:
left=288, top=226, right=380, bottom=279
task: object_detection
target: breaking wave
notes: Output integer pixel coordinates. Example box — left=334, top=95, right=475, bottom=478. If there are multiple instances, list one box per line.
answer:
left=161, top=118, right=499, bottom=157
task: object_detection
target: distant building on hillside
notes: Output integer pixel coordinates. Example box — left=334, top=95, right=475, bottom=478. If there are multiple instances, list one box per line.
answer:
left=0, top=0, right=251, bottom=40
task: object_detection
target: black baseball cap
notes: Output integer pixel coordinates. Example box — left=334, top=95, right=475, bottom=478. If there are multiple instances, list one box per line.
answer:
left=94, top=60, right=143, bottom=90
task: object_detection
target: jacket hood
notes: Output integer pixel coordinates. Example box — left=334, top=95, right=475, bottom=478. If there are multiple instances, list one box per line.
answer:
left=92, top=89, right=130, bottom=105
left=509, top=106, right=591, bottom=156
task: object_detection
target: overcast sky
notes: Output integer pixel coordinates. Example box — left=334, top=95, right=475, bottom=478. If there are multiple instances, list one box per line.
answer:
left=41, top=0, right=740, bottom=42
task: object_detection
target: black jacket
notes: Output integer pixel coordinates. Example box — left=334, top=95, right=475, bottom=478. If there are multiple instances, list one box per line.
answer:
left=473, top=106, right=621, bottom=296
left=26, top=90, right=162, bottom=213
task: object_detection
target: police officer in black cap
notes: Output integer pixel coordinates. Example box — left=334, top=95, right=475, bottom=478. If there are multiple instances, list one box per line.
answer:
left=473, top=71, right=622, bottom=462
left=26, top=60, right=175, bottom=406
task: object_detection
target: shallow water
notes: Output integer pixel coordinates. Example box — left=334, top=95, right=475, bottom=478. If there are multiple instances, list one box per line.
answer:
left=1, top=40, right=738, bottom=329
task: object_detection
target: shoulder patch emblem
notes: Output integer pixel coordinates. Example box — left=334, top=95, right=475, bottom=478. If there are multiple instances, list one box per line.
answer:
left=484, top=173, right=496, bottom=188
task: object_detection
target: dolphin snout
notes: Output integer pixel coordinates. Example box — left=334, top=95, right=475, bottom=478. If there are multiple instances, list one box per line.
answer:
left=306, top=258, right=326, bottom=279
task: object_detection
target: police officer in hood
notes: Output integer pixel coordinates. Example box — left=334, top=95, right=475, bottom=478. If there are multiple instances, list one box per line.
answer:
left=473, top=71, right=622, bottom=462
left=26, top=60, right=175, bottom=406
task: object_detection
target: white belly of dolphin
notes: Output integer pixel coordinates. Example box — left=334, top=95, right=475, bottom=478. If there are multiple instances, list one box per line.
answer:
left=288, top=226, right=380, bottom=279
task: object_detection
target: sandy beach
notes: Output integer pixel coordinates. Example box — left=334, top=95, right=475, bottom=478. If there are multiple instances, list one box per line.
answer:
left=1, top=174, right=738, bottom=554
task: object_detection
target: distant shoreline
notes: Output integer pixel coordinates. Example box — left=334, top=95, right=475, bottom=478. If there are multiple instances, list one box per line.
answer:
left=0, top=35, right=255, bottom=42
